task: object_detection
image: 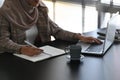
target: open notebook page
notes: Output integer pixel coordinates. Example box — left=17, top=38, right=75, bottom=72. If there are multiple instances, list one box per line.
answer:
left=14, top=45, right=65, bottom=62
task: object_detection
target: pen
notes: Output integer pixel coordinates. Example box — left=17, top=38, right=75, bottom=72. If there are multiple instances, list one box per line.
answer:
left=24, top=40, right=52, bottom=56
left=24, top=40, right=37, bottom=48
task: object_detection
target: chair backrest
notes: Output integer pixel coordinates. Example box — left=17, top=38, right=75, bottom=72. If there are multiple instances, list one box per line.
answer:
left=26, top=25, right=38, bottom=44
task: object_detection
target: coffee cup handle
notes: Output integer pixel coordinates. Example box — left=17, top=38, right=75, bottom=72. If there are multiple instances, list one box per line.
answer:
left=64, top=47, right=70, bottom=54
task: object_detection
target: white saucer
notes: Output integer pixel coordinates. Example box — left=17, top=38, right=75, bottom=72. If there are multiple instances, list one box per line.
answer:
left=66, top=54, right=84, bottom=61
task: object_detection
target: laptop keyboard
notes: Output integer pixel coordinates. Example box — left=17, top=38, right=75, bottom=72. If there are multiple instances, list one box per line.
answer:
left=85, top=43, right=104, bottom=52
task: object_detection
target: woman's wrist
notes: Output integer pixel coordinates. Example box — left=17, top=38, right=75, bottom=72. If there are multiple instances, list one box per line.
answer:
left=74, top=33, right=84, bottom=40
left=15, top=45, right=23, bottom=54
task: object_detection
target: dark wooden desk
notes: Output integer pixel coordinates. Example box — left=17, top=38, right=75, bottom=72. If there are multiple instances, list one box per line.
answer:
left=0, top=30, right=120, bottom=80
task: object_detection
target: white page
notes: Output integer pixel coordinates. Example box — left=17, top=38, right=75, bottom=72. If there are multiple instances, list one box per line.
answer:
left=14, top=53, right=50, bottom=62
left=14, top=45, right=65, bottom=62
left=40, top=45, right=65, bottom=56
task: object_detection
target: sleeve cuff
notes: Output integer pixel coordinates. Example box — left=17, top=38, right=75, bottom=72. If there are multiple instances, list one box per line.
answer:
left=14, top=45, right=23, bottom=54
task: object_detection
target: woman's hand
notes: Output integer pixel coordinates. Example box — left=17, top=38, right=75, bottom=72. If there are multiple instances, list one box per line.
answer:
left=20, top=46, right=43, bottom=56
left=80, top=36, right=102, bottom=44
left=75, top=34, right=102, bottom=44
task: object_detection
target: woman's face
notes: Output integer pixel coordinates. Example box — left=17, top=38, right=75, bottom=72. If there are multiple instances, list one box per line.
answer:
left=26, top=0, right=40, bottom=7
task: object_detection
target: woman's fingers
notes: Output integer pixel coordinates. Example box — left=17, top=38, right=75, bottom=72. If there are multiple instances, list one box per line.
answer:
left=82, top=36, right=102, bottom=44
left=21, top=46, right=44, bottom=56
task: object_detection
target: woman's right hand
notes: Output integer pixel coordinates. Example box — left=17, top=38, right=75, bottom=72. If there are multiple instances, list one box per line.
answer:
left=20, top=46, right=43, bottom=56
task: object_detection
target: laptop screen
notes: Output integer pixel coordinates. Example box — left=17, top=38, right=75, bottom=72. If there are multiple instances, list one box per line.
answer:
left=103, top=14, right=117, bottom=53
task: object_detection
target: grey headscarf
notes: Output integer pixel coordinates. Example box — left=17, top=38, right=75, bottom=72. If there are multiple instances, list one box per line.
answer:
left=0, top=0, right=39, bottom=29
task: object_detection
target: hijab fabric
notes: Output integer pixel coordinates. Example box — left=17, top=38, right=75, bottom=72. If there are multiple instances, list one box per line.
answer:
left=0, top=0, right=39, bottom=29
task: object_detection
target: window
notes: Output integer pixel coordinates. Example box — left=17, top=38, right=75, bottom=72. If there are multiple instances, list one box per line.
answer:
left=43, top=0, right=98, bottom=33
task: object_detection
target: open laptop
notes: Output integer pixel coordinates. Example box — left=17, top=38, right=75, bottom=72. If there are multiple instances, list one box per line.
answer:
left=76, top=13, right=118, bottom=56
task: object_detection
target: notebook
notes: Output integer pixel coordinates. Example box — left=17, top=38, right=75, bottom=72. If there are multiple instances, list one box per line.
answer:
left=76, top=13, right=118, bottom=56
left=14, top=45, right=65, bottom=62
